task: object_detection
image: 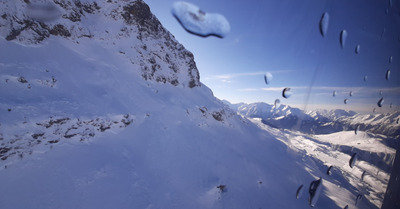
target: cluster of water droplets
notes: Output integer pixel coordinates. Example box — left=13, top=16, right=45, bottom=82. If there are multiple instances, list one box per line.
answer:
left=294, top=6, right=399, bottom=207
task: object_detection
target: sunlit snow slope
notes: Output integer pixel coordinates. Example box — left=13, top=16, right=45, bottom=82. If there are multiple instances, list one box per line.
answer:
left=0, top=1, right=394, bottom=209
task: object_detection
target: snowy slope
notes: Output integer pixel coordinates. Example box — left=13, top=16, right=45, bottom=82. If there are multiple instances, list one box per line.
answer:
left=0, top=1, right=393, bottom=209
left=250, top=118, right=397, bottom=209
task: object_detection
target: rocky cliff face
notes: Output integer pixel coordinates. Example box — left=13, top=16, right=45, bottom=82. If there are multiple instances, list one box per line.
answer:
left=0, top=0, right=200, bottom=88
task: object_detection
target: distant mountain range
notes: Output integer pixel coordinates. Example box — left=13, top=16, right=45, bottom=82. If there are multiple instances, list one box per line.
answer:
left=224, top=100, right=400, bottom=138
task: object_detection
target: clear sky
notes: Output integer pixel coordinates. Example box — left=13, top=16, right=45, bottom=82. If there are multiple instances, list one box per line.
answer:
left=145, top=0, right=400, bottom=113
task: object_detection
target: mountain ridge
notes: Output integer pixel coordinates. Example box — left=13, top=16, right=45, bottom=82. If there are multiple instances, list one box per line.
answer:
left=226, top=101, right=400, bottom=137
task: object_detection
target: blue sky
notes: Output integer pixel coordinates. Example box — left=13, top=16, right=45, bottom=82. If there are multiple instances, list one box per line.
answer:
left=145, top=0, right=400, bottom=113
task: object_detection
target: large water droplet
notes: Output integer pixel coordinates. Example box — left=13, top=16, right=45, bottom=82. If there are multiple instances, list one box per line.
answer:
left=274, top=99, right=280, bottom=108
left=355, top=125, right=360, bottom=135
left=344, top=98, right=348, bottom=104
left=349, top=91, right=353, bottom=97
left=386, top=69, right=391, bottom=80
left=349, top=153, right=357, bottom=168
left=264, top=72, right=273, bottom=85
left=296, top=185, right=304, bottom=199
left=377, top=97, right=384, bottom=107
left=308, top=178, right=323, bottom=207
left=327, top=166, right=333, bottom=175
left=355, top=44, right=360, bottom=54
left=171, top=1, right=230, bottom=38
left=333, top=91, right=336, bottom=97
left=282, top=88, right=292, bottom=99
left=389, top=56, right=393, bottom=63
left=319, top=12, right=329, bottom=37
left=340, top=30, right=347, bottom=48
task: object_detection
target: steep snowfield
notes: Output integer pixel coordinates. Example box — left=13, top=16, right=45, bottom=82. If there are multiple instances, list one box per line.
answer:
left=0, top=1, right=395, bottom=209
left=250, top=118, right=396, bottom=209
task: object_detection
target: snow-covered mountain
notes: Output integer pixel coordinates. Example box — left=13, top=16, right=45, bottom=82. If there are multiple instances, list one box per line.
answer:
left=0, top=1, right=395, bottom=209
left=229, top=102, right=400, bottom=138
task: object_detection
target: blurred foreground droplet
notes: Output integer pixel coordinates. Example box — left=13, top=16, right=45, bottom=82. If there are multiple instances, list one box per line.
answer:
left=333, top=91, right=336, bottom=97
left=355, top=194, right=363, bottom=206
left=386, top=69, right=390, bottom=80
left=361, top=171, right=366, bottom=181
left=26, top=1, right=61, bottom=21
left=355, top=44, right=360, bottom=54
left=363, top=75, right=367, bottom=82
left=282, top=88, right=292, bottom=99
left=349, top=153, right=357, bottom=168
left=308, top=178, right=322, bottom=207
left=171, top=1, right=230, bottom=38
left=264, top=72, right=273, bottom=85
left=274, top=99, right=280, bottom=108
left=344, top=98, right=348, bottom=104
left=340, top=30, right=347, bottom=48
left=296, top=185, right=303, bottom=199
left=327, top=166, right=333, bottom=175
left=377, top=97, right=384, bottom=107
left=319, top=12, right=329, bottom=37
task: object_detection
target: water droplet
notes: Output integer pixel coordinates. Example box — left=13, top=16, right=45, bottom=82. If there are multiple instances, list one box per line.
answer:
left=389, top=56, right=393, bottom=63
left=355, top=44, right=360, bottom=54
left=355, top=125, right=359, bottom=135
left=282, top=88, right=292, bottom=99
left=327, top=166, right=333, bottom=175
left=349, top=91, right=353, bottom=97
left=344, top=98, right=348, bottom=104
left=373, top=108, right=376, bottom=113
left=26, top=2, right=61, bottom=22
left=349, top=153, right=357, bottom=168
left=264, top=72, right=273, bottom=85
left=333, top=91, right=336, bottom=97
left=361, top=171, right=366, bottom=181
left=319, top=12, right=329, bottom=37
left=308, top=178, right=323, bottom=207
left=386, top=69, right=391, bottom=80
left=363, top=75, right=367, bottom=82
left=171, top=1, right=230, bottom=38
left=274, top=99, right=280, bottom=108
left=377, top=97, right=384, bottom=107
left=340, top=30, right=347, bottom=48
left=296, top=185, right=304, bottom=199
left=355, top=194, right=363, bottom=206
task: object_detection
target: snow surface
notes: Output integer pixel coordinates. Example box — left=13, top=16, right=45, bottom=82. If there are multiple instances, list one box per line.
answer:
left=250, top=118, right=396, bottom=209
left=0, top=1, right=396, bottom=209
left=171, top=1, right=230, bottom=38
